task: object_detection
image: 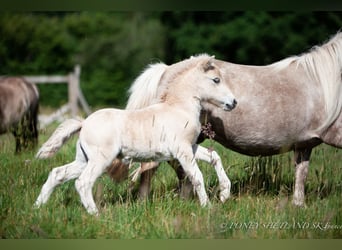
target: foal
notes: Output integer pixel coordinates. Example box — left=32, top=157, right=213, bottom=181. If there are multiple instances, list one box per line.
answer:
left=35, top=55, right=237, bottom=215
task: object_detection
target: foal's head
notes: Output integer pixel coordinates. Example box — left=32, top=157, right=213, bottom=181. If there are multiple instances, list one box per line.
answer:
left=191, top=57, right=237, bottom=111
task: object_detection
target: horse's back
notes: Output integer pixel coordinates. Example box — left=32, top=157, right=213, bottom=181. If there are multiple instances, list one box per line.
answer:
left=0, top=77, right=39, bottom=106
left=81, top=108, right=127, bottom=144
left=0, top=77, right=39, bottom=134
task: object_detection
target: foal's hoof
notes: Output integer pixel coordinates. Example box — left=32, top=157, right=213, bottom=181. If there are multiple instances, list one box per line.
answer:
left=199, top=198, right=210, bottom=207
left=33, top=200, right=42, bottom=209
left=86, top=208, right=100, bottom=216
left=219, top=189, right=230, bottom=203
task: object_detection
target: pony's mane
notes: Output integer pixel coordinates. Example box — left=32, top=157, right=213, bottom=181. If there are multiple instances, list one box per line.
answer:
left=157, top=54, right=212, bottom=102
left=126, top=62, right=167, bottom=110
left=273, top=32, right=342, bottom=131
left=125, top=54, right=212, bottom=110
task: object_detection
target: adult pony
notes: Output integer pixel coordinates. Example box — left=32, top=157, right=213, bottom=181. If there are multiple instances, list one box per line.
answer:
left=111, top=32, right=342, bottom=206
left=0, top=77, right=39, bottom=152
left=34, top=55, right=237, bottom=215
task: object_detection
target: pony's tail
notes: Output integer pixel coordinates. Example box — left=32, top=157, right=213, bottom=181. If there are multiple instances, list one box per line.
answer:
left=126, top=62, right=168, bottom=110
left=36, top=117, right=83, bottom=159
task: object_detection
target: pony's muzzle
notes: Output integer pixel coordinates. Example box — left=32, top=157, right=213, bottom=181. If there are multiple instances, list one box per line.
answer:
left=224, top=98, right=237, bottom=111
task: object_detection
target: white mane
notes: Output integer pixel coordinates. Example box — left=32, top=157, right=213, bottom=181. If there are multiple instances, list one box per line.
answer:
left=126, top=54, right=212, bottom=110
left=298, top=32, right=342, bottom=131
left=272, top=32, right=342, bottom=131
left=126, top=62, right=168, bottom=110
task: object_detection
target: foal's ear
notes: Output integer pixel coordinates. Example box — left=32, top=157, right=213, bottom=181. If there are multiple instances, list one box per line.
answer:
left=202, top=58, right=215, bottom=72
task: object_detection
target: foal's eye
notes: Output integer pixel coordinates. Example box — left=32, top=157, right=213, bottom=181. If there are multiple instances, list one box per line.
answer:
left=213, top=77, right=220, bottom=84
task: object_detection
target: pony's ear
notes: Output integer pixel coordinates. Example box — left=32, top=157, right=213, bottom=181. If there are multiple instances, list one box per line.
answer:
left=202, top=58, right=215, bottom=72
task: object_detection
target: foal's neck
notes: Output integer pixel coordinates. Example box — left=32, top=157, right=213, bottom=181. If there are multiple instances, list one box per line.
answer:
left=163, top=94, right=203, bottom=121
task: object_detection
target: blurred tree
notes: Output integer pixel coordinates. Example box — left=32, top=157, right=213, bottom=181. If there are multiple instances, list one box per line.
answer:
left=0, top=12, right=341, bottom=108
left=0, top=12, right=165, bottom=108
left=161, top=12, right=342, bottom=65
left=64, top=12, right=166, bottom=107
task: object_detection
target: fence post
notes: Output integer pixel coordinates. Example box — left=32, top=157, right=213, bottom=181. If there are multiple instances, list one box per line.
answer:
left=68, top=65, right=80, bottom=117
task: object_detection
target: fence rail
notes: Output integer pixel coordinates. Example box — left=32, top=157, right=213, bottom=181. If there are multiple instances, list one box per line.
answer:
left=26, top=65, right=90, bottom=116
left=23, top=76, right=69, bottom=83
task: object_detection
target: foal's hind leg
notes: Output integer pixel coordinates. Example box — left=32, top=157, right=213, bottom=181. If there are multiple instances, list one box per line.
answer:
left=35, top=160, right=87, bottom=207
left=34, top=141, right=87, bottom=207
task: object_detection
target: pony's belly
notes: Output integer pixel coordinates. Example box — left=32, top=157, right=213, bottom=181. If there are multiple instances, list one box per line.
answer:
left=226, top=142, right=291, bottom=156
left=218, top=135, right=321, bottom=157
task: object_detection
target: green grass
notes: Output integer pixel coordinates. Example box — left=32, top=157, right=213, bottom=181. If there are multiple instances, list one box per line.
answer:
left=0, top=123, right=341, bottom=239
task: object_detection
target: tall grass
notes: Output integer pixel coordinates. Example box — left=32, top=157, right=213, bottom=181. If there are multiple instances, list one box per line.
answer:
left=0, top=124, right=341, bottom=238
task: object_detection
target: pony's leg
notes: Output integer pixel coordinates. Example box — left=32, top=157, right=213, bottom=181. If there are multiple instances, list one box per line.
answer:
left=176, top=146, right=209, bottom=206
left=75, top=155, right=113, bottom=215
left=27, top=107, right=39, bottom=148
left=169, top=160, right=194, bottom=199
left=34, top=142, right=87, bottom=207
left=193, top=145, right=231, bottom=203
left=14, top=134, right=21, bottom=153
left=138, top=163, right=158, bottom=199
left=293, top=148, right=312, bottom=206
left=107, top=159, right=129, bottom=183
left=12, top=126, right=21, bottom=153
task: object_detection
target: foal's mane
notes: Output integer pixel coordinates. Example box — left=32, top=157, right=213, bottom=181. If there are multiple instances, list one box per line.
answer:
left=157, top=54, right=212, bottom=102
left=273, top=32, right=342, bottom=131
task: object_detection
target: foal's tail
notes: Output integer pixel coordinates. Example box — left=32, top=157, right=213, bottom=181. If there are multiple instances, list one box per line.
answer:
left=36, top=118, right=83, bottom=159
left=126, top=62, right=168, bottom=110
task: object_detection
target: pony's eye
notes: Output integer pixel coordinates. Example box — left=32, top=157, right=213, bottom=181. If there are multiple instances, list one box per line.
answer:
left=213, top=77, right=220, bottom=84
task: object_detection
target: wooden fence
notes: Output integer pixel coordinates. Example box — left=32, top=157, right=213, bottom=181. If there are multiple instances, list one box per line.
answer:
left=22, top=65, right=91, bottom=128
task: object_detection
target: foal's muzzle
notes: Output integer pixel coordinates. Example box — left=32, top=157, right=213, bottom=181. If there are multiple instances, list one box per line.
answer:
left=224, top=98, right=237, bottom=111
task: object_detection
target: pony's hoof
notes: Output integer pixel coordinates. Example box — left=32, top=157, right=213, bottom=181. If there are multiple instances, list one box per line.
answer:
left=292, top=199, right=306, bottom=207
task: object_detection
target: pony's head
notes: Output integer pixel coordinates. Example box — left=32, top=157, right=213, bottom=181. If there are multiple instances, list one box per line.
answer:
left=193, top=56, right=237, bottom=111
left=156, top=54, right=237, bottom=111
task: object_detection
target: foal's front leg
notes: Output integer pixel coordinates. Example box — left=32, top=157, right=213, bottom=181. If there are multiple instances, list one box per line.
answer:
left=193, top=145, right=231, bottom=202
left=75, top=157, right=111, bottom=215
left=176, top=145, right=209, bottom=206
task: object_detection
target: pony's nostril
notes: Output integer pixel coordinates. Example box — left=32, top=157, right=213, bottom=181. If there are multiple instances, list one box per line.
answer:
left=231, top=99, right=237, bottom=109
left=224, top=99, right=237, bottom=111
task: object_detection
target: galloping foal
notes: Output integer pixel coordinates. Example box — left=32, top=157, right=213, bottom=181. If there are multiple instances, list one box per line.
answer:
left=35, top=55, right=237, bottom=215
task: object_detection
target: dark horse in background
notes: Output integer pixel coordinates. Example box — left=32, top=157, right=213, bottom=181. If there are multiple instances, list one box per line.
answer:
left=0, top=77, right=39, bottom=153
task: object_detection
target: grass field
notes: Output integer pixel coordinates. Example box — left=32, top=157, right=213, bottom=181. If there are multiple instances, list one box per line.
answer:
left=0, top=123, right=341, bottom=239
